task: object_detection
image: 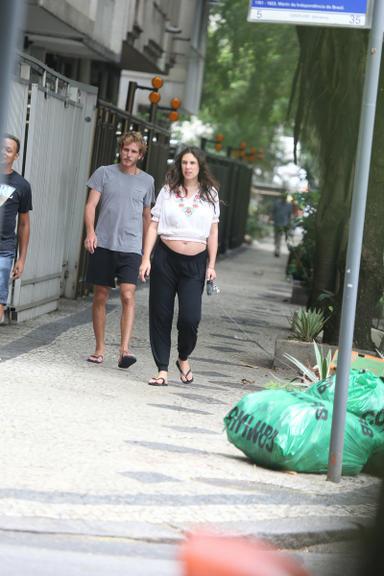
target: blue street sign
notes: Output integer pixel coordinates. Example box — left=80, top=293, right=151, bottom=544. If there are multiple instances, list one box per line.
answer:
left=248, top=0, right=372, bottom=28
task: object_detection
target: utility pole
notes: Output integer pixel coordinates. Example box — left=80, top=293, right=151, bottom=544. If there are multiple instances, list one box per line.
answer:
left=0, top=1, right=26, bottom=181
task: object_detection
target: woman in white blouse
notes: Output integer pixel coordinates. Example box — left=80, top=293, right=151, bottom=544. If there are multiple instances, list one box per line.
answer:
left=139, top=147, right=220, bottom=386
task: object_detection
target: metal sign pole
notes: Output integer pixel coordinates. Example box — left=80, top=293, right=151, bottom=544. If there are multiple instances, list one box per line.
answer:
left=0, top=0, right=26, bottom=244
left=0, top=0, right=26, bottom=171
left=327, top=0, right=384, bottom=482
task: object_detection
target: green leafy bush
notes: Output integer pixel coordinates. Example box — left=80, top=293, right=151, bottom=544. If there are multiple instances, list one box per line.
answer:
left=286, top=191, right=318, bottom=285
left=246, top=210, right=270, bottom=240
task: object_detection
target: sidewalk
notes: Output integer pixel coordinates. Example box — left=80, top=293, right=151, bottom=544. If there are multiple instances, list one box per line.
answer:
left=0, top=238, right=380, bottom=551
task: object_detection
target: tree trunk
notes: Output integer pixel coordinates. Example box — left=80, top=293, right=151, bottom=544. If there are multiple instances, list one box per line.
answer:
left=354, top=61, right=384, bottom=349
left=293, top=28, right=368, bottom=345
left=310, top=167, right=352, bottom=305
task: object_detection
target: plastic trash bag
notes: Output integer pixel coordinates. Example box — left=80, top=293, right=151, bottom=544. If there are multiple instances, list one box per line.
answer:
left=224, top=390, right=381, bottom=475
left=306, top=369, right=384, bottom=430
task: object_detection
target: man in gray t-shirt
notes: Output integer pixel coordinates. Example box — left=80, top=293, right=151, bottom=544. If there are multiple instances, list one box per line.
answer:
left=84, top=131, right=155, bottom=369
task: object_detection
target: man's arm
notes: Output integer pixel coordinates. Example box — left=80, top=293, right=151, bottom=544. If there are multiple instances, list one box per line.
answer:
left=12, top=212, right=30, bottom=279
left=271, top=201, right=277, bottom=224
left=142, top=206, right=152, bottom=249
left=84, top=188, right=101, bottom=254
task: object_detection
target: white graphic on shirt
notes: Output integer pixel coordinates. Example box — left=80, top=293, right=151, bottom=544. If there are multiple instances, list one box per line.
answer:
left=0, top=184, right=16, bottom=207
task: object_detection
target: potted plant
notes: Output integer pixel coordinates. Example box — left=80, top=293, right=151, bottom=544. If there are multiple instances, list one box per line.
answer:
left=284, top=340, right=334, bottom=384
left=274, top=307, right=337, bottom=369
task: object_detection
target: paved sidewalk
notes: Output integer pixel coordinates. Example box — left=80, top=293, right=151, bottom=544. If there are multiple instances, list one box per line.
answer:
left=0, top=238, right=380, bottom=555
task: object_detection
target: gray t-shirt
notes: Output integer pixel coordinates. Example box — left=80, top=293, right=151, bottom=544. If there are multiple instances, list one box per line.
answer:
left=87, top=164, right=155, bottom=254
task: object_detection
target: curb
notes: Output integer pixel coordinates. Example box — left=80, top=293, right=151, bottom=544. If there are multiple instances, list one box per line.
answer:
left=0, top=515, right=371, bottom=549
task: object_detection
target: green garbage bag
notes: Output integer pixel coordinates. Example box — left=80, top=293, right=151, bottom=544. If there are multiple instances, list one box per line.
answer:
left=224, top=390, right=380, bottom=475
left=306, top=369, right=384, bottom=430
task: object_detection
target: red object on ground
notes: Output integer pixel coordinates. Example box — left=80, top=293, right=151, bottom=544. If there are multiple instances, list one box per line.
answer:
left=180, top=532, right=311, bottom=576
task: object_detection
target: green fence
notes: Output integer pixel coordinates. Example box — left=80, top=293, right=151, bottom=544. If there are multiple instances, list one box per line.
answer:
left=206, top=154, right=252, bottom=254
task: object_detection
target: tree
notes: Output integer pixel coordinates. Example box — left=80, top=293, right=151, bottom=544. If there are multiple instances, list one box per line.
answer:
left=292, top=26, right=384, bottom=349
left=201, top=0, right=298, bottom=151
left=202, top=4, right=384, bottom=349
left=354, top=62, right=384, bottom=349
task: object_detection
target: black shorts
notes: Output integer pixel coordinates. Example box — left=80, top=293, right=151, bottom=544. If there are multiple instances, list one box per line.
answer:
left=86, top=247, right=141, bottom=287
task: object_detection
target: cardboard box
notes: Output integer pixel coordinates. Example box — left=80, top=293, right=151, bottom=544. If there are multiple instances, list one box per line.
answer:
left=331, top=350, right=384, bottom=377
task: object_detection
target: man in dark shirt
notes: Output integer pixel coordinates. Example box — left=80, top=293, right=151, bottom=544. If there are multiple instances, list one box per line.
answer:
left=0, top=134, right=32, bottom=323
left=272, top=193, right=292, bottom=257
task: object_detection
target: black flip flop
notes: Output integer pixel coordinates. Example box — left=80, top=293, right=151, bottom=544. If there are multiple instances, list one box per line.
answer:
left=118, top=354, right=137, bottom=369
left=148, top=377, right=168, bottom=386
left=176, top=360, right=194, bottom=383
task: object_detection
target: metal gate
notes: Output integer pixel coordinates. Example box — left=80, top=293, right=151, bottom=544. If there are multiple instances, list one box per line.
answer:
left=206, top=155, right=252, bottom=254
left=5, top=54, right=97, bottom=321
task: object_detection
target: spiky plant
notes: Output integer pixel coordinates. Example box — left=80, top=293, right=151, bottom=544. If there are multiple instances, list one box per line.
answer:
left=290, top=307, right=327, bottom=342
left=284, top=340, right=333, bottom=383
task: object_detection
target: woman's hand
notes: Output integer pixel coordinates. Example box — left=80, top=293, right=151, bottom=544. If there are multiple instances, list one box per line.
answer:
left=206, top=266, right=216, bottom=281
left=139, top=259, right=151, bottom=282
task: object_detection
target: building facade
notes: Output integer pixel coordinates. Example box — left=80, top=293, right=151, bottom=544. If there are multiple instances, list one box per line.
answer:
left=24, top=0, right=211, bottom=111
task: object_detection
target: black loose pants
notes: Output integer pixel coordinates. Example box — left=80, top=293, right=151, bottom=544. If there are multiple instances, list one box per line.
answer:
left=149, top=240, right=207, bottom=371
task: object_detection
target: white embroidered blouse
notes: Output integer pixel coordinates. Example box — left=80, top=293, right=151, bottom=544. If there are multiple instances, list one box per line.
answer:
left=151, top=185, right=220, bottom=245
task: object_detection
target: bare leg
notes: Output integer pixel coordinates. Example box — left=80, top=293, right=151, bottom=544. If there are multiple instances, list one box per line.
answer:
left=119, top=283, right=136, bottom=355
left=92, top=285, right=110, bottom=356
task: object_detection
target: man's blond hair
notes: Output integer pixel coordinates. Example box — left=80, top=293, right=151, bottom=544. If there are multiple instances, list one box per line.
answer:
left=119, top=131, right=147, bottom=155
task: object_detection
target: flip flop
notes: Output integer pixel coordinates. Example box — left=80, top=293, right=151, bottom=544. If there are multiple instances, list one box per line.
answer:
left=86, top=354, right=104, bottom=364
left=148, top=377, right=168, bottom=386
left=118, top=354, right=137, bottom=369
left=176, top=359, right=194, bottom=383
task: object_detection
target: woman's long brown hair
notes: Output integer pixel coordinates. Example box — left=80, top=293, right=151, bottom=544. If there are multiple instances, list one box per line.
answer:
left=165, top=146, right=219, bottom=206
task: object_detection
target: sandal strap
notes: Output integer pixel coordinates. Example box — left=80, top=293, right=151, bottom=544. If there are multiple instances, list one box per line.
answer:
left=148, top=377, right=167, bottom=386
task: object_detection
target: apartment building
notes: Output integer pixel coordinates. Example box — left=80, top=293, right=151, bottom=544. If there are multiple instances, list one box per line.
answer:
left=118, top=0, right=210, bottom=116
left=24, top=0, right=212, bottom=111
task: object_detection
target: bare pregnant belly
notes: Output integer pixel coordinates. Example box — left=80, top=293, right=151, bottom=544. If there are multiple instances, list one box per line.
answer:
left=160, top=237, right=206, bottom=256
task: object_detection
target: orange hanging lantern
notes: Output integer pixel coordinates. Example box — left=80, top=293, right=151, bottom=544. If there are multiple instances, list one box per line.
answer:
left=151, top=76, right=164, bottom=89
left=170, top=97, right=182, bottom=110
left=149, top=91, right=161, bottom=104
